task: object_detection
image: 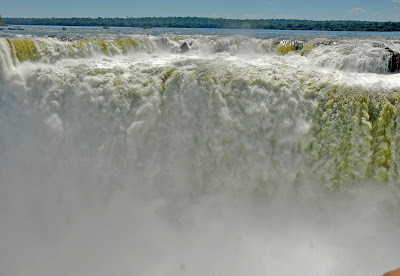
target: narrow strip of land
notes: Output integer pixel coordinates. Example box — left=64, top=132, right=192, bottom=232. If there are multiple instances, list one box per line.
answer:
left=2, top=17, right=400, bottom=32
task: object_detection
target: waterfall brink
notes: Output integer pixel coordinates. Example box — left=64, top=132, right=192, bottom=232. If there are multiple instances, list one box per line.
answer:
left=1, top=31, right=400, bottom=275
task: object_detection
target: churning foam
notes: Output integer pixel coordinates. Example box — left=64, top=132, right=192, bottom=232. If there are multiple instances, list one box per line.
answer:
left=0, top=33, right=400, bottom=275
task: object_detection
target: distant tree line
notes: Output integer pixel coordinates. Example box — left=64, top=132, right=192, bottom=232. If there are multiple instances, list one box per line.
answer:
left=0, top=16, right=6, bottom=26
left=3, top=16, right=400, bottom=31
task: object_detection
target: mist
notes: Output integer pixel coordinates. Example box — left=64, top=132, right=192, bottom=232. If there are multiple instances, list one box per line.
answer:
left=1, top=33, right=400, bottom=276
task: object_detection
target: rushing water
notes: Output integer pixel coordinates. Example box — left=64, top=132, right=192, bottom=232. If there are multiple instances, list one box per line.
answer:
left=1, top=27, right=400, bottom=275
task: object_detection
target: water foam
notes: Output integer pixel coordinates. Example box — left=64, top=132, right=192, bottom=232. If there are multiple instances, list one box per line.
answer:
left=1, top=33, right=400, bottom=275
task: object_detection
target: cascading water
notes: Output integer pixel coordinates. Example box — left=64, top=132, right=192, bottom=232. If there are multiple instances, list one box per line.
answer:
left=1, top=28, right=400, bottom=275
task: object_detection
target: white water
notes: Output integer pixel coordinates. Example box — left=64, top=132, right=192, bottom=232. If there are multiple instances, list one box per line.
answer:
left=1, top=31, right=400, bottom=275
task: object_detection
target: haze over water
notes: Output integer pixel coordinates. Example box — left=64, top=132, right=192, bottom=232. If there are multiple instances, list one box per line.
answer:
left=1, top=26, right=400, bottom=275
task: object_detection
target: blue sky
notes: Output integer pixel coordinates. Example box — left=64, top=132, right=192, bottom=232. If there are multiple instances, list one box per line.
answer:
left=2, top=0, right=400, bottom=21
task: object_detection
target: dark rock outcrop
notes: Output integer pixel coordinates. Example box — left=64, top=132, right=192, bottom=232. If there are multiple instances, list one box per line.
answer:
left=385, top=47, right=400, bottom=73
left=180, top=42, right=189, bottom=53
left=8, top=27, right=24, bottom=31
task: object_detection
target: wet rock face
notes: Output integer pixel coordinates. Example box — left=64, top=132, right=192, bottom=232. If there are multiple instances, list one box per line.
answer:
left=385, top=47, right=400, bottom=73
left=180, top=42, right=189, bottom=53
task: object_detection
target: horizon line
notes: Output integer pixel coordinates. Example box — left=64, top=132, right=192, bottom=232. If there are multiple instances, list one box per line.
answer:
left=1, top=16, right=398, bottom=23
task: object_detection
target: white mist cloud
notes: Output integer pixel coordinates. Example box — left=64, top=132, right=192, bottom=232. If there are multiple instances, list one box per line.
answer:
left=349, top=8, right=366, bottom=14
left=276, top=13, right=301, bottom=19
left=240, top=13, right=269, bottom=19
left=240, top=14, right=258, bottom=19
left=393, top=0, right=400, bottom=2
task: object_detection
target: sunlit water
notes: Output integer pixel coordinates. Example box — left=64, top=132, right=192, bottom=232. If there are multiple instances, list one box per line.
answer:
left=1, top=27, right=400, bottom=275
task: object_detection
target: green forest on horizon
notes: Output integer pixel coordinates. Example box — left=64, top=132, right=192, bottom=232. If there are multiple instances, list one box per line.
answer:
left=2, top=16, right=400, bottom=32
